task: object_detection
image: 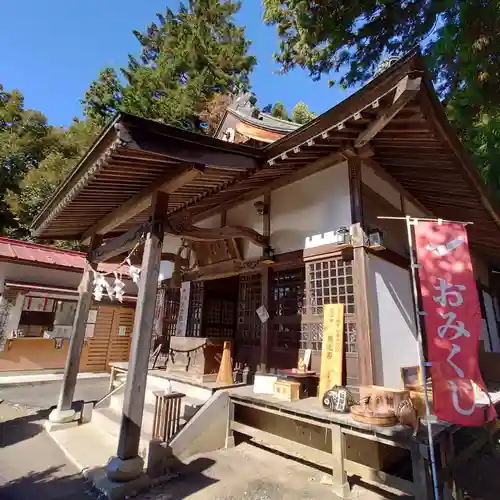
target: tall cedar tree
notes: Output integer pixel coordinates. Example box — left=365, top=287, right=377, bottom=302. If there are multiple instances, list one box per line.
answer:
left=263, top=0, right=500, bottom=193
left=82, top=0, right=256, bottom=131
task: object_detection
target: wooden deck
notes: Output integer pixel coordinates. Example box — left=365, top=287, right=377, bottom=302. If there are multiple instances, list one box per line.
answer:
left=227, top=386, right=453, bottom=500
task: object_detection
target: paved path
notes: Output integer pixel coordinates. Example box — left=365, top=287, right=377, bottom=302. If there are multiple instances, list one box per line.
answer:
left=0, top=379, right=108, bottom=500
left=0, top=378, right=109, bottom=408
left=0, top=402, right=94, bottom=500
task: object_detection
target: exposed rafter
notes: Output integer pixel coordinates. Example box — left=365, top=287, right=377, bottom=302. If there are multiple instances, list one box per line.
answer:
left=81, top=166, right=203, bottom=244
left=355, top=75, right=422, bottom=148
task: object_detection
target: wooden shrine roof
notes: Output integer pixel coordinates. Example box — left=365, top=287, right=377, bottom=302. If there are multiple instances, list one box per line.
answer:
left=31, top=51, right=500, bottom=262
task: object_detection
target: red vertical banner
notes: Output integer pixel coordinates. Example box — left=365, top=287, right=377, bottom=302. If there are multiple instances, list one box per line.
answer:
left=414, top=221, right=496, bottom=425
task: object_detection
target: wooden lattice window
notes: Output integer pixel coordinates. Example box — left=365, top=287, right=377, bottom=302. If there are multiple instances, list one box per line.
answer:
left=186, top=281, right=204, bottom=337
left=237, top=273, right=262, bottom=346
left=163, top=287, right=180, bottom=338
left=301, top=258, right=357, bottom=354
left=269, top=267, right=305, bottom=350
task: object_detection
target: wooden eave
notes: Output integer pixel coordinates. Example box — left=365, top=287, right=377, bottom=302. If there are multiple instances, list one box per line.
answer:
left=31, top=53, right=500, bottom=264
left=258, top=52, right=500, bottom=262
left=31, top=113, right=265, bottom=240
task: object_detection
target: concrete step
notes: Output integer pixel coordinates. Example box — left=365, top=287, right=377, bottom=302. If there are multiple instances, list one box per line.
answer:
left=91, top=404, right=157, bottom=460
left=108, top=386, right=206, bottom=423
left=146, top=375, right=213, bottom=402
left=47, top=421, right=117, bottom=471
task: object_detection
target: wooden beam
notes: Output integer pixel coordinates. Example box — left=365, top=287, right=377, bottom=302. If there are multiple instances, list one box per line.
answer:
left=128, top=127, right=260, bottom=171
left=355, top=76, right=422, bottom=148
left=106, top=251, right=188, bottom=267
left=165, top=217, right=268, bottom=248
left=81, top=166, right=202, bottom=243
left=89, top=223, right=149, bottom=263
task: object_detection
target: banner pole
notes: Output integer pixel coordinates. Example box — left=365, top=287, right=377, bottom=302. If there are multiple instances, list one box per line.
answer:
left=405, top=215, right=440, bottom=500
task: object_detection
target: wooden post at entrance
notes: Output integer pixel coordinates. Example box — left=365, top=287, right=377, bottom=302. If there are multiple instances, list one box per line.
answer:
left=107, top=192, right=167, bottom=482
left=49, top=236, right=102, bottom=424
left=260, top=192, right=271, bottom=372
left=351, top=223, right=375, bottom=386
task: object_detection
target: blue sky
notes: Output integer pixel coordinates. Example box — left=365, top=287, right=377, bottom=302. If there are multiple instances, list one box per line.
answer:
left=0, top=0, right=354, bottom=127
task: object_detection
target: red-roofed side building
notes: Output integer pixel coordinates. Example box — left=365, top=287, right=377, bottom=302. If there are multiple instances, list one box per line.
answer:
left=0, top=237, right=137, bottom=373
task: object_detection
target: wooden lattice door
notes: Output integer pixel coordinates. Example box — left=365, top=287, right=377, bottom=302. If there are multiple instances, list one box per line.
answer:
left=202, top=277, right=238, bottom=338
left=235, top=273, right=262, bottom=368
left=301, top=257, right=359, bottom=389
left=268, top=266, right=305, bottom=370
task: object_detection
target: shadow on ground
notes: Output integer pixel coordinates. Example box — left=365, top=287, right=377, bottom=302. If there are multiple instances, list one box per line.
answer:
left=0, top=466, right=94, bottom=500
left=0, top=407, right=49, bottom=449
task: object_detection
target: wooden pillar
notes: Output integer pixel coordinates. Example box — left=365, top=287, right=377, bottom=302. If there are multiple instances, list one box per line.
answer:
left=331, top=424, right=350, bottom=498
left=260, top=267, right=270, bottom=372
left=349, top=159, right=375, bottom=386
left=352, top=223, right=375, bottom=386
left=260, top=193, right=271, bottom=372
left=348, top=157, right=363, bottom=225
left=107, top=192, right=167, bottom=481
left=49, top=235, right=101, bottom=423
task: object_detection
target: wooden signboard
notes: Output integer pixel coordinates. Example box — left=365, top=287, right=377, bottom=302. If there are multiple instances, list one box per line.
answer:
left=175, top=282, right=191, bottom=337
left=318, top=304, right=344, bottom=400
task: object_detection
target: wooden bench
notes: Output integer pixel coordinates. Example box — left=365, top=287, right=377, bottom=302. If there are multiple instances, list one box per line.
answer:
left=227, top=387, right=450, bottom=499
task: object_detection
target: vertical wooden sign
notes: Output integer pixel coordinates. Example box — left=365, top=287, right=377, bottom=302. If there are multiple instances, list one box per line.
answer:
left=175, top=282, right=191, bottom=337
left=318, top=304, right=345, bottom=400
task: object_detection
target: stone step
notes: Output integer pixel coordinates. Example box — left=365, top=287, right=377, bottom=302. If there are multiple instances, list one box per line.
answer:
left=91, top=404, right=157, bottom=460
left=91, top=395, right=203, bottom=460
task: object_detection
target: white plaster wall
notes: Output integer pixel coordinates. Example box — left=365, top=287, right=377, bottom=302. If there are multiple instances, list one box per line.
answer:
left=226, top=196, right=264, bottom=259
left=362, top=164, right=401, bottom=210
left=160, top=235, right=183, bottom=281
left=2, top=262, right=82, bottom=289
left=368, top=255, right=419, bottom=388
left=270, top=162, right=351, bottom=254
left=1, top=262, right=137, bottom=295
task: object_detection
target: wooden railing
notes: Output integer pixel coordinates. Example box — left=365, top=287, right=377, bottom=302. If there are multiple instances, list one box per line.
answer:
left=152, top=391, right=185, bottom=442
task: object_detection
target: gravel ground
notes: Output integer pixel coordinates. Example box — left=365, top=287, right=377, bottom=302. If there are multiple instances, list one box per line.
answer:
left=1, top=380, right=497, bottom=500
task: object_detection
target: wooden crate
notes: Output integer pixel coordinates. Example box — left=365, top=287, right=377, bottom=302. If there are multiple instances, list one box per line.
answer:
left=274, top=380, right=301, bottom=402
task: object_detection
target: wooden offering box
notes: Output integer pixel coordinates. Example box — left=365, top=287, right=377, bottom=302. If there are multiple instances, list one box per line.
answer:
left=277, top=369, right=318, bottom=398
left=166, top=337, right=227, bottom=383
left=274, top=380, right=301, bottom=402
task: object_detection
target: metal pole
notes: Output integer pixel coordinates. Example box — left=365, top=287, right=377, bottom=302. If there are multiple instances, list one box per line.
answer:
left=405, top=215, right=440, bottom=500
